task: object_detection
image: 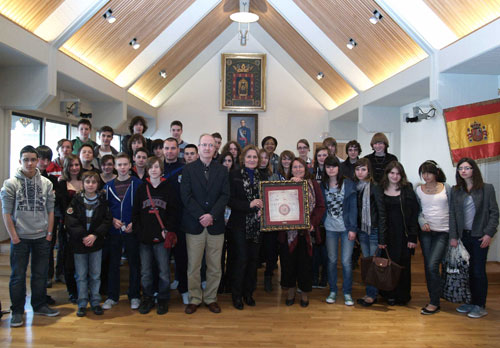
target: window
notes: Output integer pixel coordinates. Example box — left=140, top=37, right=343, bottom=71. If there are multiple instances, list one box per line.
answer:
left=10, top=114, right=42, bottom=177
left=70, top=125, right=78, bottom=140
left=45, top=120, right=69, bottom=159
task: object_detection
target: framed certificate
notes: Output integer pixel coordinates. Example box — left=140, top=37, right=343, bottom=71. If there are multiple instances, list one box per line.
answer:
left=259, top=180, right=310, bottom=231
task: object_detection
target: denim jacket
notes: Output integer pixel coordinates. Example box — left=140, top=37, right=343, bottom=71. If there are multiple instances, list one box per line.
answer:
left=320, top=178, right=358, bottom=233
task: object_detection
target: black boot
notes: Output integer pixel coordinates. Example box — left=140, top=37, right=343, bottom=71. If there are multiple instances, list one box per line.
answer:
left=139, top=296, right=154, bottom=314
left=157, top=299, right=168, bottom=315
left=264, top=276, right=273, bottom=292
left=232, top=296, right=244, bottom=310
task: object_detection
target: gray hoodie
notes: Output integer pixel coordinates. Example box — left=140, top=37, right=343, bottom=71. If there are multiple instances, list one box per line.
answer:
left=1, top=167, right=55, bottom=239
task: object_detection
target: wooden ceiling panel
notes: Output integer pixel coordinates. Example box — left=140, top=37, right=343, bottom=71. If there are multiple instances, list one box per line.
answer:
left=60, top=0, right=196, bottom=81
left=424, top=0, right=500, bottom=38
left=251, top=0, right=356, bottom=105
left=0, top=0, right=64, bottom=33
left=129, top=0, right=238, bottom=104
left=293, top=0, right=427, bottom=85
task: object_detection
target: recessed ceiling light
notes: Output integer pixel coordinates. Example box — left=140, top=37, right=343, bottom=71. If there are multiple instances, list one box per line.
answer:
left=103, top=9, right=116, bottom=24
left=369, top=10, right=383, bottom=24
left=129, top=38, right=140, bottom=50
left=346, top=38, right=357, bottom=50
left=316, top=72, right=324, bottom=80
left=159, top=70, right=167, bottom=79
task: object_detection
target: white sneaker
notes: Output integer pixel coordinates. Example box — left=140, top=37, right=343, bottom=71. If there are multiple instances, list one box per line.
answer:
left=130, top=298, right=141, bottom=310
left=181, top=292, right=189, bottom=305
left=201, top=281, right=207, bottom=290
left=170, top=280, right=179, bottom=290
left=326, top=292, right=336, bottom=304
left=102, top=299, right=118, bottom=310
left=344, top=294, right=354, bottom=306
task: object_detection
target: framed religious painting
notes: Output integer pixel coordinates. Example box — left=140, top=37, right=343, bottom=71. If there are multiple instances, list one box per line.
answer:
left=228, top=113, right=258, bottom=148
left=221, top=53, right=266, bottom=111
left=259, top=180, right=311, bottom=232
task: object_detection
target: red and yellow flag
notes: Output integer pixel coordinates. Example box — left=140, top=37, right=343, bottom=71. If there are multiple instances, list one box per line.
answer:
left=444, top=98, right=500, bottom=164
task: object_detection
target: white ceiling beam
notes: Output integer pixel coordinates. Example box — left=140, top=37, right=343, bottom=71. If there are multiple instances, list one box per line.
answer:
left=35, top=0, right=109, bottom=47
left=147, top=22, right=237, bottom=108
left=267, top=0, right=373, bottom=92
left=251, top=23, right=338, bottom=110
left=114, top=0, right=221, bottom=89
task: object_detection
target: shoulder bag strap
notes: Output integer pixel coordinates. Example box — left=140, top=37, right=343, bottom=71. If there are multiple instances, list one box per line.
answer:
left=146, top=184, right=166, bottom=231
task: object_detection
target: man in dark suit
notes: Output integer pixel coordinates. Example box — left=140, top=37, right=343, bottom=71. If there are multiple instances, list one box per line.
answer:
left=181, top=134, right=229, bottom=314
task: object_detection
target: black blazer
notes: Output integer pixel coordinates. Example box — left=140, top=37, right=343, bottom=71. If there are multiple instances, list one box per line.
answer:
left=180, top=158, right=229, bottom=235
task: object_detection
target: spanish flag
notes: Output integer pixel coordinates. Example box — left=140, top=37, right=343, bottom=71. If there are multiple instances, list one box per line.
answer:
left=444, top=98, right=500, bottom=164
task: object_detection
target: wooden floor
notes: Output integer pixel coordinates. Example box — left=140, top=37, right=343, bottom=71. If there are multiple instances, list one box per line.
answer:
left=1, top=246, right=500, bottom=348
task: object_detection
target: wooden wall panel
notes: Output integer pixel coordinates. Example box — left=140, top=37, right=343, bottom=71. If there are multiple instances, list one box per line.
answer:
left=0, top=0, right=64, bottom=34
left=251, top=0, right=356, bottom=105
left=129, top=0, right=238, bottom=104
left=293, top=0, right=427, bottom=85
left=60, top=0, right=195, bottom=81
left=424, top=0, right=500, bottom=38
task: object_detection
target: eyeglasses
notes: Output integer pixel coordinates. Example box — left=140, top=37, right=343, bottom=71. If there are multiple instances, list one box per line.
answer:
left=458, top=166, right=473, bottom=171
left=199, top=143, right=214, bottom=148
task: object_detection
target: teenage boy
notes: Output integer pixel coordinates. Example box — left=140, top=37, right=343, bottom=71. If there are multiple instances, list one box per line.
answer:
left=340, top=140, right=362, bottom=181
left=211, top=133, right=222, bottom=160
left=1, top=145, right=58, bottom=328
left=184, top=144, right=199, bottom=164
left=151, top=139, right=165, bottom=162
left=131, top=147, right=149, bottom=181
left=35, top=146, right=59, bottom=295
left=47, top=139, right=72, bottom=178
left=181, top=134, right=229, bottom=315
left=72, top=119, right=98, bottom=155
left=102, top=153, right=142, bottom=310
left=94, top=126, right=118, bottom=167
left=162, top=138, right=189, bottom=304
left=133, top=156, right=179, bottom=315
left=170, top=120, right=188, bottom=159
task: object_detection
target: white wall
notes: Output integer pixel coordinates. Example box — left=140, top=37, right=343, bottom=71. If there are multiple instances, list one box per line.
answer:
left=154, top=34, right=328, bottom=154
left=400, top=74, right=500, bottom=260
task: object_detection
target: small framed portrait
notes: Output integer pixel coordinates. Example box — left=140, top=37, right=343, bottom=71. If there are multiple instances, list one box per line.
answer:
left=227, top=113, right=258, bottom=148
left=221, top=53, right=266, bottom=111
left=259, top=180, right=311, bottom=232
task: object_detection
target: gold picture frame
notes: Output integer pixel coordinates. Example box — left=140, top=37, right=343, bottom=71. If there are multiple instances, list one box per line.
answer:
left=221, top=53, right=266, bottom=111
left=259, top=180, right=310, bottom=232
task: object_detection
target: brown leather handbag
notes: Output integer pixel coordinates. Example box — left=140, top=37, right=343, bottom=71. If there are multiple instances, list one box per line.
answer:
left=361, top=249, right=403, bottom=291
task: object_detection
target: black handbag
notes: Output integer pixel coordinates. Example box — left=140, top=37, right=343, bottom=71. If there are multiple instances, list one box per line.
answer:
left=361, top=248, right=403, bottom=291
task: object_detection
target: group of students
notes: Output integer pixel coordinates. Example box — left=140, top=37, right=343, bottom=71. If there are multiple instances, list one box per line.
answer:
left=1, top=115, right=498, bottom=328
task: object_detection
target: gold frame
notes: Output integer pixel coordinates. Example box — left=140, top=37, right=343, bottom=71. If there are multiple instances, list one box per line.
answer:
left=220, top=53, right=266, bottom=111
left=259, top=180, right=310, bottom=232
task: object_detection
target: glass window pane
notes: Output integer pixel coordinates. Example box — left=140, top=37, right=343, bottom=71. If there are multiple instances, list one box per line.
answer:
left=45, top=121, right=68, bottom=159
left=10, top=115, right=41, bottom=178
left=70, top=125, right=78, bottom=140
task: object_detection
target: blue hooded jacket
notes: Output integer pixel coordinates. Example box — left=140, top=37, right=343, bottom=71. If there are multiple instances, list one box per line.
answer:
left=104, top=176, right=143, bottom=235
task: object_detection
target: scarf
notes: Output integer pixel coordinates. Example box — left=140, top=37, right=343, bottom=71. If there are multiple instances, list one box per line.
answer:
left=357, top=181, right=371, bottom=234
left=285, top=179, right=317, bottom=256
left=241, top=168, right=261, bottom=243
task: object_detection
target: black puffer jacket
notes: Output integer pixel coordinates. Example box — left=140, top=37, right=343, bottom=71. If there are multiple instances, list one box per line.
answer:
left=65, top=191, right=112, bottom=254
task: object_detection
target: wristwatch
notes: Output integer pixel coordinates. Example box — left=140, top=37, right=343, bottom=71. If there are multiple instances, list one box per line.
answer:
left=47, top=232, right=53, bottom=236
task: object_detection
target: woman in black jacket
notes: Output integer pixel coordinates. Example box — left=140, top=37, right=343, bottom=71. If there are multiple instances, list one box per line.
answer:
left=379, top=161, right=419, bottom=306
left=65, top=171, right=112, bottom=316
left=353, top=158, right=387, bottom=307
left=228, top=145, right=263, bottom=310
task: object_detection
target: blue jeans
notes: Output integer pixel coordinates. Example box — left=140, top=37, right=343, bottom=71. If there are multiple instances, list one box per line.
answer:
left=10, top=237, right=51, bottom=314
left=105, top=233, right=141, bottom=301
left=419, top=231, right=448, bottom=306
left=325, top=230, right=354, bottom=294
left=74, top=250, right=102, bottom=308
left=358, top=230, right=379, bottom=299
left=139, top=243, right=171, bottom=300
left=461, top=231, right=489, bottom=307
